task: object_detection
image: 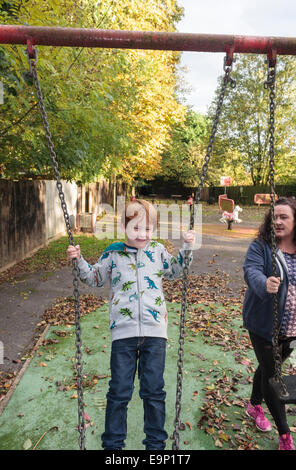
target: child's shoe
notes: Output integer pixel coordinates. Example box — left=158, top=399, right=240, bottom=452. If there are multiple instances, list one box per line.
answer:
left=246, top=402, right=272, bottom=432
left=278, top=433, right=294, bottom=450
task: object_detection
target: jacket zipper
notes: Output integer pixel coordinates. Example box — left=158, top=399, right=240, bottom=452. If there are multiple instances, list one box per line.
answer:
left=136, top=250, right=142, bottom=337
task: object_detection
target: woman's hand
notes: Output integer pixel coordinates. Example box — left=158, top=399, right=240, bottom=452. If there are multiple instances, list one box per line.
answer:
left=266, top=276, right=281, bottom=294
left=67, top=244, right=81, bottom=261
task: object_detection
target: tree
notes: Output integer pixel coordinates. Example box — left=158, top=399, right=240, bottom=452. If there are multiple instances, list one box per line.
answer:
left=160, top=109, right=209, bottom=186
left=208, top=54, right=296, bottom=185
left=0, top=0, right=185, bottom=184
left=159, top=106, right=252, bottom=190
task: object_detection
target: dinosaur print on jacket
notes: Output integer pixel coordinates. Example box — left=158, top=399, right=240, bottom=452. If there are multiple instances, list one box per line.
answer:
left=129, top=292, right=139, bottom=302
left=144, top=276, right=158, bottom=289
left=112, top=272, right=122, bottom=286
left=120, top=307, right=133, bottom=319
left=128, top=263, right=137, bottom=272
left=155, top=296, right=165, bottom=306
left=154, top=269, right=164, bottom=278
left=137, top=261, right=146, bottom=268
left=150, top=241, right=159, bottom=248
left=144, top=250, right=155, bottom=262
left=147, top=308, right=160, bottom=322
left=162, top=259, right=169, bottom=269
left=122, top=281, right=136, bottom=291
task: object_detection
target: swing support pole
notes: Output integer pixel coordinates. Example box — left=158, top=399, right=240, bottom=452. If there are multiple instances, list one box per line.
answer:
left=1, top=25, right=296, bottom=60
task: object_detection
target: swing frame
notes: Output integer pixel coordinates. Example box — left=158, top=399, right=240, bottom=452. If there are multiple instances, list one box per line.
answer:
left=2, top=23, right=296, bottom=449
left=1, top=24, right=296, bottom=62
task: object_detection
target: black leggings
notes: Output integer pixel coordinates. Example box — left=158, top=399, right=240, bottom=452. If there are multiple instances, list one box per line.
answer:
left=249, top=332, right=295, bottom=435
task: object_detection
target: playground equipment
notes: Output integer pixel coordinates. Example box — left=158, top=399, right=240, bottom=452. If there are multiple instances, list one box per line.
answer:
left=254, top=193, right=278, bottom=208
left=220, top=204, right=243, bottom=230
left=218, top=194, right=233, bottom=212
left=1, top=25, right=296, bottom=450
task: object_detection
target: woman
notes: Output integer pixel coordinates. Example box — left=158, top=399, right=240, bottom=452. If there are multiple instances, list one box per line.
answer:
left=243, top=197, right=296, bottom=450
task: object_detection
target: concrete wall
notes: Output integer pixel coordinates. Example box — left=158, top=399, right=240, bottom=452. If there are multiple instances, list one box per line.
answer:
left=45, top=180, right=77, bottom=240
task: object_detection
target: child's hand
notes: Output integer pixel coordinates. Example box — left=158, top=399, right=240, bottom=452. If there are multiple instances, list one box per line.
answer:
left=67, top=244, right=81, bottom=261
left=182, top=230, right=196, bottom=248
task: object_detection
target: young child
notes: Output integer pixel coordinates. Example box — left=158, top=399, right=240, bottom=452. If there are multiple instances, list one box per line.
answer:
left=187, top=194, right=194, bottom=213
left=67, top=198, right=196, bottom=450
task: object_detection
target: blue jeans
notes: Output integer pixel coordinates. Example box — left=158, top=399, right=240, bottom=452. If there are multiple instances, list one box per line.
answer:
left=101, top=336, right=168, bottom=450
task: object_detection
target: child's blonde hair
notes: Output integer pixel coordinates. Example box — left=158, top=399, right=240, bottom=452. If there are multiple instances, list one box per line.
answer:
left=121, top=199, right=157, bottom=229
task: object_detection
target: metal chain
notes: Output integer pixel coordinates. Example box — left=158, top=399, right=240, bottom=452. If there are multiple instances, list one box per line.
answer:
left=27, top=47, right=86, bottom=449
left=172, top=58, right=236, bottom=450
left=265, top=61, right=289, bottom=398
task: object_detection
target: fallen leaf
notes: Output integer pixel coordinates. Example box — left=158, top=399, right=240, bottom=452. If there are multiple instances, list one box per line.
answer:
left=206, top=427, right=215, bottom=435
left=23, top=439, right=32, bottom=450
left=215, top=439, right=223, bottom=448
left=84, top=412, right=91, bottom=422
left=240, top=359, right=252, bottom=366
left=218, top=430, right=229, bottom=442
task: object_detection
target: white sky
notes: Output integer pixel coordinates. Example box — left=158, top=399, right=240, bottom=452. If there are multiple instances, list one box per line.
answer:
left=177, top=0, right=296, bottom=113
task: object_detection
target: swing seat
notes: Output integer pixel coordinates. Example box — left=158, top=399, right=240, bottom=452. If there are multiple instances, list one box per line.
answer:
left=269, top=375, right=296, bottom=404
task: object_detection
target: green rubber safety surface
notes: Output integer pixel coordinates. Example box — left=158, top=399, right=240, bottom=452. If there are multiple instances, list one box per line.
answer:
left=0, top=302, right=294, bottom=450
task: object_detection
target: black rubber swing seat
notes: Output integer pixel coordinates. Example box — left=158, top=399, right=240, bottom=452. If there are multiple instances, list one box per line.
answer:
left=269, top=375, right=296, bottom=404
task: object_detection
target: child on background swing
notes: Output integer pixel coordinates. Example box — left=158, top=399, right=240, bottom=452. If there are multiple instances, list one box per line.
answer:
left=67, top=198, right=196, bottom=450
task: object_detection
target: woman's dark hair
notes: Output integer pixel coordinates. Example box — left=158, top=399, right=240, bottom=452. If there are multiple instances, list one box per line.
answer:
left=257, top=196, right=296, bottom=244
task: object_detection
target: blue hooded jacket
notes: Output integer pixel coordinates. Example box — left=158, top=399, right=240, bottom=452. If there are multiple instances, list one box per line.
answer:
left=243, top=239, right=289, bottom=342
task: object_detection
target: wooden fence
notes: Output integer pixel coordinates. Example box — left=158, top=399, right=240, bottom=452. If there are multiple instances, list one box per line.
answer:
left=0, top=178, right=125, bottom=272
left=0, top=180, right=46, bottom=271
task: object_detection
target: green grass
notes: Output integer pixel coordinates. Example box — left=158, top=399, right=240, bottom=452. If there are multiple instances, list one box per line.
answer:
left=19, top=236, right=118, bottom=272
left=0, top=236, right=117, bottom=283
left=25, top=235, right=168, bottom=270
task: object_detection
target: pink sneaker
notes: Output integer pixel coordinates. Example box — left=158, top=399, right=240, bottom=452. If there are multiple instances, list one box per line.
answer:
left=246, top=402, right=272, bottom=432
left=278, top=433, right=294, bottom=450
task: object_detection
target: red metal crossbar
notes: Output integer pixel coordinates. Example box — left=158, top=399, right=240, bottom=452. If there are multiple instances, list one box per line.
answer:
left=1, top=25, right=296, bottom=58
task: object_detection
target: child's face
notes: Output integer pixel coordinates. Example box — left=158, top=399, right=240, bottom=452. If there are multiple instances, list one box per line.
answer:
left=125, top=217, right=154, bottom=249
